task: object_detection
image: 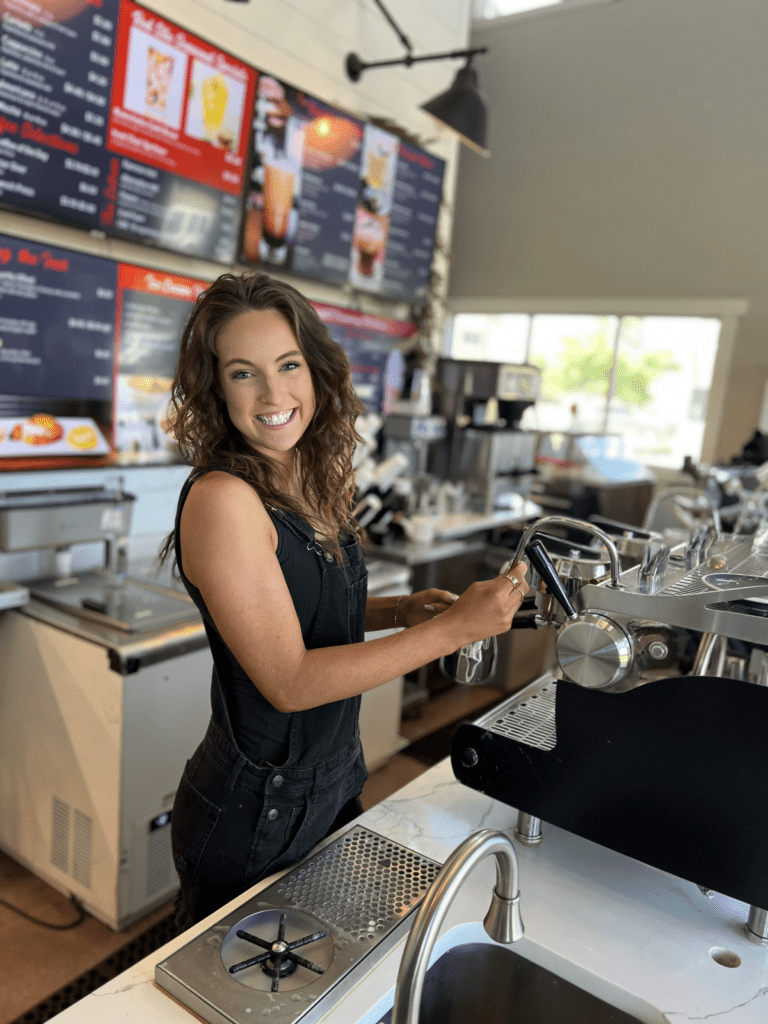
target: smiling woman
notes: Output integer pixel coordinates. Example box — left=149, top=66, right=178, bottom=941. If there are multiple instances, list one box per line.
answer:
left=157, top=272, right=530, bottom=930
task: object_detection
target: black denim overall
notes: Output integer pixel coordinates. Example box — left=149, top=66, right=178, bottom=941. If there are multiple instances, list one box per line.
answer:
left=170, top=470, right=369, bottom=926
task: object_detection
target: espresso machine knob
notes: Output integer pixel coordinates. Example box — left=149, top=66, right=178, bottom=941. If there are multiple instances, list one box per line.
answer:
left=556, top=612, right=633, bottom=689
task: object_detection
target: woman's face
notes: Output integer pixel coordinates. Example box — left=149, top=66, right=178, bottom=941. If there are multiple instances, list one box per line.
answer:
left=215, top=308, right=316, bottom=468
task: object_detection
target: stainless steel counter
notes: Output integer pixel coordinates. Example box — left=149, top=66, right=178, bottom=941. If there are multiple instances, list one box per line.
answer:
left=17, top=596, right=209, bottom=674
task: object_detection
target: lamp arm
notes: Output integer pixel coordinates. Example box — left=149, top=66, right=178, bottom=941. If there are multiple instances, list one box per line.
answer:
left=351, top=46, right=488, bottom=77
left=372, top=0, right=413, bottom=54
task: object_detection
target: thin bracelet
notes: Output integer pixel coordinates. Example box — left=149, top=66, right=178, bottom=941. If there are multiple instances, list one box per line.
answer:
left=394, top=594, right=405, bottom=629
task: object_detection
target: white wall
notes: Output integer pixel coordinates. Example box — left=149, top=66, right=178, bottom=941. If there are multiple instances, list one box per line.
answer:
left=0, top=0, right=472, bottom=579
left=448, top=0, right=768, bottom=463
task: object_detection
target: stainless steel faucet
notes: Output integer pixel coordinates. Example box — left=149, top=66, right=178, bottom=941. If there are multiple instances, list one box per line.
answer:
left=391, top=830, right=524, bottom=1024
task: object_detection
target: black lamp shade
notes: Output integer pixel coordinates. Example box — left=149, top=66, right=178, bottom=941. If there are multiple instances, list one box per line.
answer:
left=420, top=63, right=489, bottom=157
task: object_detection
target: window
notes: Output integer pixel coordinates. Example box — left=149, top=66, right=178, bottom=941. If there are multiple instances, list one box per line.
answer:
left=472, top=0, right=616, bottom=23
left=446, top=312, right=722, bottom=470
left=448, top=313, right=529, bottom=363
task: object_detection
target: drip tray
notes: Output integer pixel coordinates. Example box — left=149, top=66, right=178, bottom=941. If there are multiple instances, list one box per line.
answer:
left=30, top=571, right=195, bottom=633
left=156, top=825, right=442, bottom=1024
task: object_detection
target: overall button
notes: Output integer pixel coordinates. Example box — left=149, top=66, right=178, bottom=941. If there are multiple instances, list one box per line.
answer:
left=272, top=775, right=284, bottom=788
left=267, top=808, right=279, bottom=821
left=324, top=551, right=333, bottom=562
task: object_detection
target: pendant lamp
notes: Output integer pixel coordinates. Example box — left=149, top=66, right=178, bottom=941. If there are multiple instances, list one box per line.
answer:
left=345, top=1, right=490, bottom=156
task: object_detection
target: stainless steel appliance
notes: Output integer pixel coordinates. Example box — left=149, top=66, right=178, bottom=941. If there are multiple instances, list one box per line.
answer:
left=432, top=359, right=541, bottom=513
left=155, top=825, right=441, bottom=1024
left=0, top=485, right=212, bottom=929
left=0, top=484, right=197, bottom=633
left=453, top=517, right=768, bottom=940
left=382, top=412, right=447, bottom=475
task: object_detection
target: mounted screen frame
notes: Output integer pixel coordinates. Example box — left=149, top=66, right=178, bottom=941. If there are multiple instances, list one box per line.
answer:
left=0, top=0, right=258, bottom=265
left=240, top=73, right=446, bottom=304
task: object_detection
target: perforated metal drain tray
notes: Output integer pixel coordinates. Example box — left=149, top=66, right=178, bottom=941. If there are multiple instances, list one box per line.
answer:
left=155, top=825, right=442, bottom=1024
left=480, top=673, right=559, bottom=750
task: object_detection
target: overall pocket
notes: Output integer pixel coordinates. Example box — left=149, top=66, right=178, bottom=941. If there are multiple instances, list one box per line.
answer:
left=244, top=784, right=316, bottom=886
left=171, top=757, right=221, bottom=885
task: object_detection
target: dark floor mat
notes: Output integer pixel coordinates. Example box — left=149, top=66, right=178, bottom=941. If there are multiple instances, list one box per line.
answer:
left=9, top=912, right=180, bottom=1024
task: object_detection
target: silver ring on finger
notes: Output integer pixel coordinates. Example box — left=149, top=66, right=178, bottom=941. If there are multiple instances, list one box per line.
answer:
left=505, top=572, right=520, bottom=589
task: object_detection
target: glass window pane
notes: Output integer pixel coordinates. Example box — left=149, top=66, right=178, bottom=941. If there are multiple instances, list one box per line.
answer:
left=525, top=314, right=619, bottom=432
left=472, top=0, right=615, bottom=21
left=447, top=313, right=530, bottom=363
left=473, top=0, right=562, bottom=17
left=608, top=317, right=721, bottom=469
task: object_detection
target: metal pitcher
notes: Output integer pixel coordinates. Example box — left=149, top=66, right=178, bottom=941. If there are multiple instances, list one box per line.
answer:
left=440, top=634, right=498, bottom=686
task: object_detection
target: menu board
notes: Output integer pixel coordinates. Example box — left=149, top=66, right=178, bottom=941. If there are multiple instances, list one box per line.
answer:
left=113, top=263, right=207, bottom=462
left=313, top=304, right=416, bottom=414
left=242, top=76, right=445, bottom=302
left=0, top=0, right=256, bottom=263
left=0, top=232, right=117, bottom=468
left=0, top=228, right=416, bottom=469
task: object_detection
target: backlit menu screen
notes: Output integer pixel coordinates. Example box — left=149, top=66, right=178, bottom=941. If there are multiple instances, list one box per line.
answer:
left=242, top=74, right=445, bottom=302
left=113, top=263, right=207, bottom=462
left=0, top=0, right=256, bottom=263
left=0, top=232, right=117, bottom=467
left=313, top=303, right=416, bottom=413
left=0, top=230, right=415, bottom=468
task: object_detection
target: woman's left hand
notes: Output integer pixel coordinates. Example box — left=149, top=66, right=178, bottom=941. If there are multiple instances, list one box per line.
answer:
left=399, top=588, right=459, bottom=628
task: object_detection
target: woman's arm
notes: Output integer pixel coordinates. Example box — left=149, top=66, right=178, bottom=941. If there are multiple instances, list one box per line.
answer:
left=181, top=472, right=528, bottom=714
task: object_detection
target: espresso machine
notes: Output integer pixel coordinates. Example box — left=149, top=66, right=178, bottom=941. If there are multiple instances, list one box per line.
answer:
left=453, top=515, right=768, bottom=943
left=431, top=358, right=542, bottom=513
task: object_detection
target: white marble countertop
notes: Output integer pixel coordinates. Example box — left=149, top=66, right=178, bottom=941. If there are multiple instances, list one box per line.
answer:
left=48, top=758, right=768, bottom=1024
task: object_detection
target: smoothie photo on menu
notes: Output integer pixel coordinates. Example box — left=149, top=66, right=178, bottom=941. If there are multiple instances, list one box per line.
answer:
left=350, top=203, right=389, bottom=288
left=261, top=152, right=295, bottom=255
left=258, top=119, right=305, bottom=266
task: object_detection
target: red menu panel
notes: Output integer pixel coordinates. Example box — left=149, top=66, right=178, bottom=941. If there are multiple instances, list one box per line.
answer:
left=113, top=263, right=209, bottom=463
left=107, top=1, right=256, bottom=196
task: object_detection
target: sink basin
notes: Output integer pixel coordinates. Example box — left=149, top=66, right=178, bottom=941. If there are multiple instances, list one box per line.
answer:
left=378, top=942, right=645, bottom=1024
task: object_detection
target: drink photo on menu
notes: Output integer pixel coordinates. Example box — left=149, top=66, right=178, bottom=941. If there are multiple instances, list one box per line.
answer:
left=350, top=203, right=389, bottom=287
left=348, top=125, right=398, bottom=292
left=244, top=75, right=307, bottom=269
left=257, top=119, right=305, bottom=267
left=184, top=58, right=247, bottom=152
left=123, top=25, right=187, bottom=129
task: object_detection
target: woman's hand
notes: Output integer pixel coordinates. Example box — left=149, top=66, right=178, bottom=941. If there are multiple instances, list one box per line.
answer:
left=439, top=563, right=530, bottom=650
left=398, top=588, right=460, bottom=628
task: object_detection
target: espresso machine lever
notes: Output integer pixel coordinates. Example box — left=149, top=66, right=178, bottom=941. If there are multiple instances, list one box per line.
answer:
left=523, top=538, right=578, bottom=621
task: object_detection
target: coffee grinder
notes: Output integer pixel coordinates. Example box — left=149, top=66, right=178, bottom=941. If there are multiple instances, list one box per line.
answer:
left=431, top=359, right=542, bottom=513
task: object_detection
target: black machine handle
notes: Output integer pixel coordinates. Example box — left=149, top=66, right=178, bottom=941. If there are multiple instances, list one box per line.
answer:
left=508, top=606, right=540, bottom=629
left=587, top=514, right=654, bottom=541
left=525, top=538, right=578, bottom=620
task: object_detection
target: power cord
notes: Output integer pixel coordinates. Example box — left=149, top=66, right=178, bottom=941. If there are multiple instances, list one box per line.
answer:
left=0, top=892, right=86, bottom=930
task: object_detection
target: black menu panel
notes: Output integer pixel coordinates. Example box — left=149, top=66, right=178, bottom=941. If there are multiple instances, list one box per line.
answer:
left=0, top=0, right=256, bottom=263
left=242, top=75, right=445, bottom=303
left=0, top=232, right=117, bottom=466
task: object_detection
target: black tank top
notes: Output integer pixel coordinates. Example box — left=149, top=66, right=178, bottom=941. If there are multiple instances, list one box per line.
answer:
left=174, top=469, right=368, bottom=768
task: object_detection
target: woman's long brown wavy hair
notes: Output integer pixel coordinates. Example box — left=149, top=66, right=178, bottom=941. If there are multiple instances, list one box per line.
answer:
left=159, top=272, right=364, bottom=564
